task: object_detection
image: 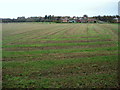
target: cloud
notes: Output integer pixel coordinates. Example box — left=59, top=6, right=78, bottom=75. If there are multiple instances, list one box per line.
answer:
left=0, top=0, right=118, bottom=18
left=1, top=0, right=119, bottom=3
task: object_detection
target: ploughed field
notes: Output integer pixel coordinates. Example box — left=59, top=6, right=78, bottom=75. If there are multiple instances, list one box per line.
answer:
left=2, top=23, right=119, bottom=88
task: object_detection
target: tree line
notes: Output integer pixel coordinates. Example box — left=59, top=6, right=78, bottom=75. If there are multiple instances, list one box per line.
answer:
left=1, top=15, right=119, bottom=23
left=2, top=15, right=62, bottom=23
left=93, top=15, right=119, bottom=23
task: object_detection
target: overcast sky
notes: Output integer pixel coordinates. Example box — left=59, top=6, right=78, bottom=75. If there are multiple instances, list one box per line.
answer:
left=0, top=0, right=119, bottom=18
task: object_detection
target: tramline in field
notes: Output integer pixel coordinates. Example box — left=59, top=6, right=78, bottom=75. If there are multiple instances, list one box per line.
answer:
left=2, top=23, right=119, bottom=88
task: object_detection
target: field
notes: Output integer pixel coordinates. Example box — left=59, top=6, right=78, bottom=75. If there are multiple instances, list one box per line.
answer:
left=2, top=23, right=119, bottom=88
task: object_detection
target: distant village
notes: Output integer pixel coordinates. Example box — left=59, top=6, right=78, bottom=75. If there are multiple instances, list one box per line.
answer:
left=1, top=15, right=120, bottom=23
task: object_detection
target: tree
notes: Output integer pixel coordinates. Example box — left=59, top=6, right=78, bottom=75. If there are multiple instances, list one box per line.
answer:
left=45, top=15, right=47, bottom=19
left=83, top=14, right=88, bottom=18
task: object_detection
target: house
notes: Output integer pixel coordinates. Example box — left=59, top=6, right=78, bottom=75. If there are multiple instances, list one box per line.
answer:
left=77, top=15, right=88, bottom=23
left=51, top=15, right=98, bottom=23
left=80, top=18, right=88, bottom=23
left=87, top=18, right=97, bottom=23
left=61, top=17, right=69, bottom=23
left=76, top=16, right=97, bottom=23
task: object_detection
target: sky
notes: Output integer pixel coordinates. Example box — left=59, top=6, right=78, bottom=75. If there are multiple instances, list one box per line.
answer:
left=0, top=0, right=119, bottom=18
